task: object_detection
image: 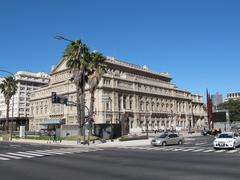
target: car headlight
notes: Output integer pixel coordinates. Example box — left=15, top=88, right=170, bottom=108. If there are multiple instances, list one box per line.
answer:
left=227, top=140, right=233, bottom=143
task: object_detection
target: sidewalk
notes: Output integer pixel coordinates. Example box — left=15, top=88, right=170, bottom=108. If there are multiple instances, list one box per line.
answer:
left=6, top=132, right=201, bottom=148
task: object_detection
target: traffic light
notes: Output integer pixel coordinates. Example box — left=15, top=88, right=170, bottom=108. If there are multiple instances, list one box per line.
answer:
left=63, top=98, right=68, bottom=105
left=51, top=92, right=57, bottom=103
left=51, top=92, right=68, bottom=105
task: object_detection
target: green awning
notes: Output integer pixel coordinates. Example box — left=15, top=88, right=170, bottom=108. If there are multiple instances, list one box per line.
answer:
left=40, top=119, right=65, bottom=125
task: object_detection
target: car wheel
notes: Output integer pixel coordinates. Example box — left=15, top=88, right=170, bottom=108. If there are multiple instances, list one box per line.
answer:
left=162, top=141, right=167, bottom=146
left=178, top=140, right=183, bottom=145
left=232, top=143, right=236, bottom=150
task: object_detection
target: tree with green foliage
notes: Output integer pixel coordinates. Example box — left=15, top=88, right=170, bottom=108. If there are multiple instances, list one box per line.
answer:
left=88, top=51, right=107, bottom=120
left=64, top=40, right=90, bottom=129
left=217, top=100, right=240, bottom=122
left=0, top=76, right=17, bottom=132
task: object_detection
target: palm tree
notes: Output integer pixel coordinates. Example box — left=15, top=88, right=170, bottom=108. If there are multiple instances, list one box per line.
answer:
left=0, top=76, right=17, bottom=132
left=64, top=40, right=90, bottom=130
left=88, top=52, right=107, bottom=120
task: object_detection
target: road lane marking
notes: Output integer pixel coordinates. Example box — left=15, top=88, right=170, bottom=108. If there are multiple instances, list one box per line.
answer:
left=16, top=152, right=45, bottom=157
left=0, top=154, right=22, bottom=159
left=35, top=150, right=65, bottom=155
left=203, top=149, right=214, bottom=153
left=172, top=148, right=183, bottom=151
left=182, top=148, right=193, bottom=152
left=27, top=151, right=53, bottom=156
left=0, top=157, right=10, bottom=160
left=192, top=149, right=204, bottom=152
left=226, top=149, right=239, bottom=153
left=161, top=148, right=175, bottom=151
left=7, top=152, right=34, bottom=158
left=214, top=150, right=226, bottom=153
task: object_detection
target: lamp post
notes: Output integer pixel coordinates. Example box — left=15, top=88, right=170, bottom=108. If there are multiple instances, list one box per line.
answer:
left=55, top=35, right=87, bottom=141
left=54, top=35, right=74, bottom=43
left=0, top=69, right=15, bottom=140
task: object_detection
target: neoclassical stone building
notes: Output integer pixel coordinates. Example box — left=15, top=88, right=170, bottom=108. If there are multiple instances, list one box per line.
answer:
left=29, top=57, right=206, bottom=132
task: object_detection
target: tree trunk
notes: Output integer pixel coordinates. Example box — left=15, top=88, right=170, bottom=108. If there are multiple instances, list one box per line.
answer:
left=76, top=85, right=82, bottom=128
left=5, top=100, right=9, bottom=133
left=80, top=74, right=86, bottom=141
left=89, top=91, right=94, bottom=119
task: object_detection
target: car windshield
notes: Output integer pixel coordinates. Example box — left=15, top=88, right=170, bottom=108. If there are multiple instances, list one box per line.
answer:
left=159, top=133, right=168, bottom=138
left=218, top=134, right=233, bottom=138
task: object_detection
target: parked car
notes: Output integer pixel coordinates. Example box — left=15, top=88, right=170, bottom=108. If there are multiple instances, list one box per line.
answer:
left=202, top=128, right=221, bottom=136
left=213, top=132, right=240, bottom=149
left=151, top=133, right=184, bottom=146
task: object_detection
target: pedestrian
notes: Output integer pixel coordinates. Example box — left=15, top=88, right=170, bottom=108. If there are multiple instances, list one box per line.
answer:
left=47, top=130, right=52, bottom=144
left=51, top=130, right=56, bottom=143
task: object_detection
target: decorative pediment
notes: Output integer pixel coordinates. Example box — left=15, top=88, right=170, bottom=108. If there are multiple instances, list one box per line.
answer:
left=51, top=58, right=68, bottom=74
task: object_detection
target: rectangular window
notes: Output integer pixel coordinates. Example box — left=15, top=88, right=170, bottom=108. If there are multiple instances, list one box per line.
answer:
left=123, top=96, right=126, bottom=109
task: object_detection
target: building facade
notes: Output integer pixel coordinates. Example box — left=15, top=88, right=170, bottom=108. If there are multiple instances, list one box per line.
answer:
left=0, top=71, right=50, bottom=130
left=211, top=92, right=223, bottom=111
left=29, top=57, right=207, bottom=132
left=225, top=92, right=240, bottom=101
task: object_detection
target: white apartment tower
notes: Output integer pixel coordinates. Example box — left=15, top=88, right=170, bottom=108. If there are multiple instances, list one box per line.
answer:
left=0, top=71, right=50, bottom=130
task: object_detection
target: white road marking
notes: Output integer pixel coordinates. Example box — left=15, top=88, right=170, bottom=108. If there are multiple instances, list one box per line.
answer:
left=226, top=149, right=239, bottom=153
left=192, top=149, right=204, bottom=152
left=214, top=150, right=226, bottom=153
left=162, top=147, right=175, bottom=151
left=203, top=149, right=214, bottom=153
left=182, top=148, right=193, bottom=152
left=27, top=151, right=53, bottom=156
left=0, top=157, right=10, bottom=160
left=134, top=147, right=149, bottom=150
left=172, top=148, right=183, bottom=151
left=7, top=152, right=34, bottom=158
left=0, top=154, right=22, bottom=159
left=34, top=150, right=65, bottom=155
left=16, top=152, right=45, bottom=157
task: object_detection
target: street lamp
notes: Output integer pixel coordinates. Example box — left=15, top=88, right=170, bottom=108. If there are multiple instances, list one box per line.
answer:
left=55, top=35, right=87, bottom=142
left=0, top=69, right=15, bottom=140
left=54, top=35, right=74, bottom=43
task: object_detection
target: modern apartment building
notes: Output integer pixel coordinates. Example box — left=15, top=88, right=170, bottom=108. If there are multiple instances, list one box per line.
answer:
left=29, top=57, right=207, bottom=132
left=0, top=71, right=50, bottom=130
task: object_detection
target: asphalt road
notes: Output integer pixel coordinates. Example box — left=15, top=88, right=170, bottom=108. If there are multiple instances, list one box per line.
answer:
left=0, top=136, right=240, bottom=180
left=0, top=141, right=64, bottom=153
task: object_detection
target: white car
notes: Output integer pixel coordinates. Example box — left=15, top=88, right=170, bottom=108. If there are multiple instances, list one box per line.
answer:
left=213, top=132, right=240, bottom=149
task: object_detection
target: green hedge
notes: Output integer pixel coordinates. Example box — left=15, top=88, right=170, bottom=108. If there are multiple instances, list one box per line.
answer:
left=119, top=135, right=148, bottom=141
left=62, top=135, right=99, bottom=141
left=24, top=135, right=50, bottom=140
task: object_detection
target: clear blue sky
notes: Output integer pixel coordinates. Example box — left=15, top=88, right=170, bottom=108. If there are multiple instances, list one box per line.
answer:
left=0, top=0, right=240, bottom=99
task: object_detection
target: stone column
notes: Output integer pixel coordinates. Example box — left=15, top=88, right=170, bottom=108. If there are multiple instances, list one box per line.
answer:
left=111, top=92, right=116, bottom=123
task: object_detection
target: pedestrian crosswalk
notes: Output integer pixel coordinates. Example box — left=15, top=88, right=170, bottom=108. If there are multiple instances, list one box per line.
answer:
left=117, top=146, right=240, bottom=155
left=0, top=147, right=103, bottom=161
